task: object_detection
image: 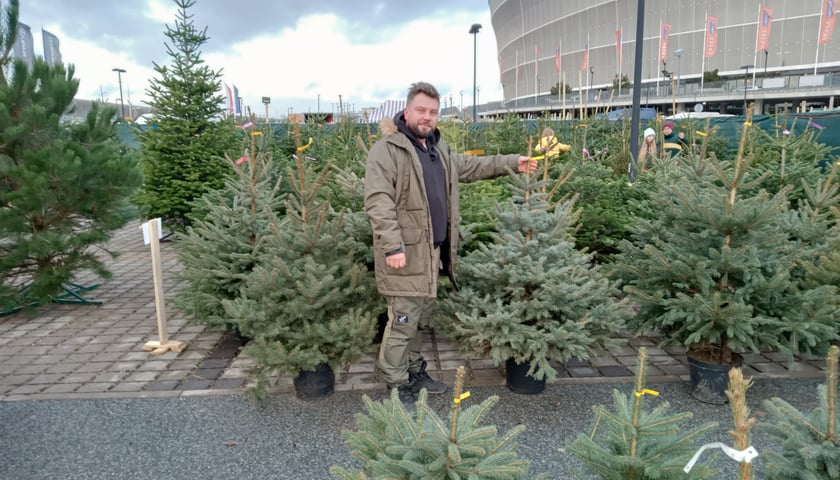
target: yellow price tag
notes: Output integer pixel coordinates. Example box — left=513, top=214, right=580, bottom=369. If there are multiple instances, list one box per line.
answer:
left=531, top=155, right=545, bottom=161
left=297, top=137, right=314, bottom=152
left=454, top=392, right=471, bottom=404
left=744, top=121, right=752, bottom=127
left=635, top=388, right=660, bottom=397
left=695, top=131, right=708, bottom=137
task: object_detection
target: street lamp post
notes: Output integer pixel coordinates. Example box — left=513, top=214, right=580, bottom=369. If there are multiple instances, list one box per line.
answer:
left=589, top=66, right=594, bottom=100
left=740, top=64, right=754, bottom=113
left=469, top=23, right=482, bottom=122
left=674, top=48, right=684, bottom=95
left=459, top=90, right=463, bottom=114
left=112, top=68, right=126, bottom=122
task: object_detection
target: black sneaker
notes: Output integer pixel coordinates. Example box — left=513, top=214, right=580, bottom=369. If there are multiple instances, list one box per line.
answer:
left=388, top=382, right=418, bottom=414
left=409, top=360, right=448, bottom=394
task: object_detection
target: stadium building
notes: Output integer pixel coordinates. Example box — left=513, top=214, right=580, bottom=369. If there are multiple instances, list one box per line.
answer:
left=486, top=0, right=840, bottom=118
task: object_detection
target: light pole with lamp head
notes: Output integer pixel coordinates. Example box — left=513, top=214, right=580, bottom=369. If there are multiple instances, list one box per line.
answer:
left=469, top=23, right=482, bottom=122
left=740, top=64, right=754, bottom=113
left=674, top=48, right=684, bottom=95
left=112, top=68, right=126, bottom=122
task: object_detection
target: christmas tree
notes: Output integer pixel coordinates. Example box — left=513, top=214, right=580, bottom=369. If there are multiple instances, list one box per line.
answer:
left=567, top=347, right=718, bottom=479
left=222, top=148, right=377, bottom=396
left=331, top=366, right=547, bottom=480
left=0, top=0, right=142, bottom=311
left=437, top=167, right=629, bottom=381
left=612, top=120, right=840, bottom=364
left=134, top=0, right=238, bottom=229
left=762, top=346, right=840, bottom=479
left=175, top=124, right=284, bottom=331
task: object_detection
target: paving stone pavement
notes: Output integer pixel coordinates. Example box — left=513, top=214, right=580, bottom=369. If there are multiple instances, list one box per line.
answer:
left=0, top=221, right=829, bottom=401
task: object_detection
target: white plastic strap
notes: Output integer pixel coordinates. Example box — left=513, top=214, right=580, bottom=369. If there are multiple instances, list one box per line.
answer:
left=683, top=442, right=759, bottom=473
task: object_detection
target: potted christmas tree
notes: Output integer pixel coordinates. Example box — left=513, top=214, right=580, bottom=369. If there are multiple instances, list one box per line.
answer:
left=437, top=169, right=629, bottom=393
left=612, top=120, right=840, bottom=403
left=331, top=366, right=547, bottom=479
left=762, top=346, right=840, bottom=479
left=567, top=347, right=718, bottom=479
left=223, top=148, right=378, bottom=399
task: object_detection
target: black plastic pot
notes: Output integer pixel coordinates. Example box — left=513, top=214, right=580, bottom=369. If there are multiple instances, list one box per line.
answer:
left=686, top=350, right=743, bottom=404
left=505, top=358, right=546, bottom=394
left=293, top=363, right=335, bottom=399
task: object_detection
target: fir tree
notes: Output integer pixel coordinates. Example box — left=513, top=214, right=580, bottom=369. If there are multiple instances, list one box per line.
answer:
left=135, top=0, right=237, bottom=229
left=567, top=347, right=719, bottom=479
left=762, top=346, right=840, bottom=479
left=175, top=125, right=284, bottom=331
left=612, top=121, right=840, bottom=364
left=223, top=152, right=377, bottom=396
left=437, top=169, right=629, bottom=381
left=0, top=0, right=141, bottom=310
left=331, top=366, right=548, bottom=480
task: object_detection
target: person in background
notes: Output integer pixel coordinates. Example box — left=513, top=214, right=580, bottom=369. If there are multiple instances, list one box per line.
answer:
left=637, top=127, right=657, bottom=171
left=364, top=81, right=538, bottom=413
left=661, top=121, right=685, bottom=158
left=534, top=127, right=571, bottom=160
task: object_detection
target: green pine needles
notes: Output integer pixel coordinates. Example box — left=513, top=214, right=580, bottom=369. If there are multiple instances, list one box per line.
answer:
left=612, top=120, right=840, bottom=364
left=0, top=0, right=141, bottom=310
left=135, top=0, right=238, bottom=229
left=567, top=347, right=719, bottom=479
left=438, top=167, right=629, bottom=381
left=332, top=366, right=547, bottom=480
left=175, top=128, right=284, bottom=331
left=762, top=345, right=840, bottom=479
left=222, top=151, right=377, bottom=397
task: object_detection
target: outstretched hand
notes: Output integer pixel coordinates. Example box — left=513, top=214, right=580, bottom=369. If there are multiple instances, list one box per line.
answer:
left=518, top=156, right=538, bottom=174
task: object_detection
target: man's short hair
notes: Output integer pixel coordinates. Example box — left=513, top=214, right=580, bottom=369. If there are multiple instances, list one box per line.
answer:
left=407, top=82, right=440, bottom=105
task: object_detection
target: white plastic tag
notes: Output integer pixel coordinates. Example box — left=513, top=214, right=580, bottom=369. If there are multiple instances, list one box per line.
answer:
left=684, top=443, right=758, bottom=473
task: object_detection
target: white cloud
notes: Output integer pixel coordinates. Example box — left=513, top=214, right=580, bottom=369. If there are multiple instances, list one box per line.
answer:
left=27, top=7, right=503, bottom=118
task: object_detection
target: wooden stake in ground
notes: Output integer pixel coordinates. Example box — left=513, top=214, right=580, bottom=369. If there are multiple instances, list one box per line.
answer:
left=142, top=218, right=184, bottom=355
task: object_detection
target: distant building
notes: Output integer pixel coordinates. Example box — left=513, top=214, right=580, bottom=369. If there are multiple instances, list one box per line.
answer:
left=488, top=0, right=840, bottom=117
left=64, top=98, right=154, bottom=123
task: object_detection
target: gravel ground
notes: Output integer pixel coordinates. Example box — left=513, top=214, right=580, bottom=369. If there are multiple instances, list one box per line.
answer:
left=0, top=377, right=825, bottom=479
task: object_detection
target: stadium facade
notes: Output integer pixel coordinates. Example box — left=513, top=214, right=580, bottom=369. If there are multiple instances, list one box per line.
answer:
left=487, top=0, right=840, bottom=117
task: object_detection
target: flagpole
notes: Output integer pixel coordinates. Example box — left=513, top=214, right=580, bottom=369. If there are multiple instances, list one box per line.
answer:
left=535, top=44, right=539, bottom=106
left=815, top=0, right=823, bottom=75
left=753, top=4, right=761, bottom=85
left=515, top=49, right=519, bottom=107
left=701, top=12, right=707, bottom=93
left=616, top=27, right=624, bottom=96
left=656, top=19, right=662, bottom=96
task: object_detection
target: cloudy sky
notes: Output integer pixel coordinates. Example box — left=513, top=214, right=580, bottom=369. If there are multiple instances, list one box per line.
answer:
left=17, top=0, right=502, bottom=118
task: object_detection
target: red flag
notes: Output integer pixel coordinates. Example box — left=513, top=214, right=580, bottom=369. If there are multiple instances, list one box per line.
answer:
left=580, top=41, right=589, bottom=71
left=225, top=83, right=233, bottom=114
left=554, top=42, right=561, bottom=72
left=819, top=0, right=837, bottom=44
left=756, top=6, right=773, bottom=51
left=498, top=53, right=503, bottom=82
left=615, top=29, right=623, bottom=65
left=704, top=16, right=719, bottom=58
left=659, top=23, right=671, bottom=61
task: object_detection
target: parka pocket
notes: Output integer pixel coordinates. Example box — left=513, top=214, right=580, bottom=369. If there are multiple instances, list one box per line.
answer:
left=388, top=227, right=427, bottom=276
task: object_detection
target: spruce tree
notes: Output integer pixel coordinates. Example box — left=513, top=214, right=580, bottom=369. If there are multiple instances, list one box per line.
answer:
left=0, top=0, right=142, bottom=310
left=612, top=122, right=840, bottom=364
left=567, top=347, right=718, bottom=479
left=222, top=152, right=377, bottom=396
left=331, top=366, right=547, bottom=480
left=437, top=169, right=629, bottom=381
left=762, top=346, right=840, bottom=479
left=175, top=125, right=284, bottom=331
left=135, top=0, right=237, bottom=229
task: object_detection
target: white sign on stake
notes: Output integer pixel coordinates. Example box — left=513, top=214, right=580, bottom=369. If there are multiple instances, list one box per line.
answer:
left=139, top=218, right=184, bottom=355
left=141, top=217, right=163, bottom=245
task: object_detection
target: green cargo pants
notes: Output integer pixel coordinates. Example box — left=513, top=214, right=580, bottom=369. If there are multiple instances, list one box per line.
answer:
left=377, top=246, right=440, bottom=386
